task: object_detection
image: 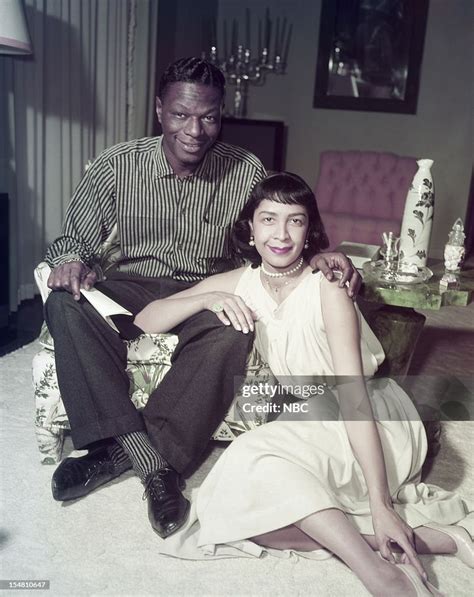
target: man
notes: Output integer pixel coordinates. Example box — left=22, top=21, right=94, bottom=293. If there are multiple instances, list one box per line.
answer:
left=45, top=57, right=360, bottom=538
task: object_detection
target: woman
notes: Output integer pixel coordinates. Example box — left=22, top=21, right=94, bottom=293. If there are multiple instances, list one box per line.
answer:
left=135, top=172, right=473, bottom=596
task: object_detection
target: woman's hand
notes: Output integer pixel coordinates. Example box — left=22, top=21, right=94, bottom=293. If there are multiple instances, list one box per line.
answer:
left=371, top=502, right=427, bottom=580
left=203, top=292, right=256, bottom=333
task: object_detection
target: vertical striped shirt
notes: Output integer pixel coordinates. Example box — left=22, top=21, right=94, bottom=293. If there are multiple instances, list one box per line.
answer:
left=45, top=136, right=266, bottom=281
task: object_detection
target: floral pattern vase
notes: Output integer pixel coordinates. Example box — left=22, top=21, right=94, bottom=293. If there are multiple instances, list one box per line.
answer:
left=399, top=159, right=434, bottom=269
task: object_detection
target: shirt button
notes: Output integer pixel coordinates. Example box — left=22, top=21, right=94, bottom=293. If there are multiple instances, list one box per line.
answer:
left=177, top=243, right=183, bottom=250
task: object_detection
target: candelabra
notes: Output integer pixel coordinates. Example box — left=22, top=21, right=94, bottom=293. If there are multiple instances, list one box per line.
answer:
left=202, top=9, right=292, bottom=118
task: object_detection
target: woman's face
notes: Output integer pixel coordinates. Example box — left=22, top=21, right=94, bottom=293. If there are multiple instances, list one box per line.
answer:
left=249, top=199, right=309, bottom=273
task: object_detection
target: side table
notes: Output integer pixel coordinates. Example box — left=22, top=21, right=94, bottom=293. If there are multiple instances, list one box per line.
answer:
left=360, top=260, right=473, bottom=377
left=359, top=260, right=473, bottom=459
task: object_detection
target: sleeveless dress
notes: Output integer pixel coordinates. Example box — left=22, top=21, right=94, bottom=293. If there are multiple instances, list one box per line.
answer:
left=158, top=266, right=473, bottom=560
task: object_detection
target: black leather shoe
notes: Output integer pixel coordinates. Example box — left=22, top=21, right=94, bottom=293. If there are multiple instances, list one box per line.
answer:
left=51, top=444, right=131, bottom=501
left=143, top=468, right=190, bottom=538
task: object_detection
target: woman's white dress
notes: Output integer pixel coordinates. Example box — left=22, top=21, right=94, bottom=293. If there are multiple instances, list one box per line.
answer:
left=159, top=266, right=472, bottom=560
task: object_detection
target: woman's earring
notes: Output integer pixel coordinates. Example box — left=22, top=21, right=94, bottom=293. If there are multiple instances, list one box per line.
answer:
left=249, top=236, right=255, bottom=247
left=304, top=240, right=309, bottom=249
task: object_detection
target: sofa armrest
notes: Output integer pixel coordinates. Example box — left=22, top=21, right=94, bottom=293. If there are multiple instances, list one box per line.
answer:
left=34, top=262, right=53, bottom=304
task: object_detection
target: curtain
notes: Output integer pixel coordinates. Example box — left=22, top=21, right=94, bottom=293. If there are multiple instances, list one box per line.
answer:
left=0, top=0, right=158, bottom=310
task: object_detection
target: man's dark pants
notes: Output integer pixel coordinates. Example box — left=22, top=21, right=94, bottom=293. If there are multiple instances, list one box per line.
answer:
left=44, top=272, right=253, bottom=474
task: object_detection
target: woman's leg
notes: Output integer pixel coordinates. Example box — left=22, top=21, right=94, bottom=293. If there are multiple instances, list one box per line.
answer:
left=293, top=508, right=420, bottom=597
left=252, top=525, right=324, bottom=552
left=253, top=522, right=456, bottom=556
left=362, top=527, right=456, bottom=555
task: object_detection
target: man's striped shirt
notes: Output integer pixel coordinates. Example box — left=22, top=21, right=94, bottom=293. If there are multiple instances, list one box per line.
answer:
left=45, top=136, right=266, bottom=281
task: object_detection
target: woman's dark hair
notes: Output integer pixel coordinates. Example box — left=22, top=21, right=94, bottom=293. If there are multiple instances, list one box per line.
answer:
left=158, top=57, right=226, bottom=100
left=231, top=171, right=329, bottom=266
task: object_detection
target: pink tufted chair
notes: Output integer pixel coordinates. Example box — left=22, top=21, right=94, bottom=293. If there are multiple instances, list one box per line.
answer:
left=315, top=151, right=418, bottom=249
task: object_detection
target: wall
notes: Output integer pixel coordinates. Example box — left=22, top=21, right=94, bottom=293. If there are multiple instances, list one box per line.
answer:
left=152, top=0, right=217, bottom=135
left=217, top=0, right=473, bottom=257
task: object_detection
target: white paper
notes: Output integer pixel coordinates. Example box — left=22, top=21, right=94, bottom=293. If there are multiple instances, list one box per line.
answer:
left=80, top=287, right=132, bottom=333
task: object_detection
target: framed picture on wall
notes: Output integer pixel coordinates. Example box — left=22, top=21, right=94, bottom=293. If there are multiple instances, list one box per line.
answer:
left=313, top=0, right=429, bottom=114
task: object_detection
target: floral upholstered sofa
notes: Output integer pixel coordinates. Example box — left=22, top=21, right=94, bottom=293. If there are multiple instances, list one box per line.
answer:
left=32, top=229, right=273, bottom=464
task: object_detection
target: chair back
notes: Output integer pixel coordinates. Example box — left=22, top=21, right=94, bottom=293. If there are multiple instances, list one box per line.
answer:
left=315, top=150, right=417, bottom=248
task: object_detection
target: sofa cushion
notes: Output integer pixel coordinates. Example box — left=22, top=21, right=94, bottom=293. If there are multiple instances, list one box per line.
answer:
left=33, top=342, right=275, bottom=463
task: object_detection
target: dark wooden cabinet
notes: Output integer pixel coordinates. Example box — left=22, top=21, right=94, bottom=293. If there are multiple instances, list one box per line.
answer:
left=219, top=118, right=286, bottom=172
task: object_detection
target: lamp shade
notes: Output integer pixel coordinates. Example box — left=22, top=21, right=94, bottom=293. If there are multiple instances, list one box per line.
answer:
left=0, top=0, right=32, bottom=54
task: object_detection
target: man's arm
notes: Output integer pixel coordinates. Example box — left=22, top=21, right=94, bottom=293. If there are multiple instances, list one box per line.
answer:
left=45, top=154, right=116, bottom=299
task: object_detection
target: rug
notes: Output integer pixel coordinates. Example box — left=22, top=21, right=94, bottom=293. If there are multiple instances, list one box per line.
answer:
left=1, top=341, right=473, bottom=596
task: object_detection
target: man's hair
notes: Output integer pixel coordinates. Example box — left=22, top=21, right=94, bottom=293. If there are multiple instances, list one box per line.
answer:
left=158, top=57, right=226, bottom=100
left=231, top=172, right=329, bottom=266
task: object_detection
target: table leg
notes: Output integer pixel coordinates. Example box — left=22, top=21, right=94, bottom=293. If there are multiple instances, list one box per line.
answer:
left=366, top=305, right=426, bottom=378
left=366, top=306, right=442, bottom=458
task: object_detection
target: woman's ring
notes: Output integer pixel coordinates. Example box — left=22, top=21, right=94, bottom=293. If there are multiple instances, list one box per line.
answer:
left=211, top=303, right=224, bottom=313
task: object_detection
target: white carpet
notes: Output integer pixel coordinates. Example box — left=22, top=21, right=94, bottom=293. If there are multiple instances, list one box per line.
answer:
left=1, top=341, right=473, bottom=597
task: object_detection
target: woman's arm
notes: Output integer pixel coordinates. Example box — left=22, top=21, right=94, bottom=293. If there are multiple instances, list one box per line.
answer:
left=320, top=278, right=425, bottom=576
left=320, top=278, right=391, bottom=505
left=134, top=268, right=255, bottom=334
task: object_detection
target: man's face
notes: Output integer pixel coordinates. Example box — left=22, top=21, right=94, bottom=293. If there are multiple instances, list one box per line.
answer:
left=156, top=82, right=223, bottom=176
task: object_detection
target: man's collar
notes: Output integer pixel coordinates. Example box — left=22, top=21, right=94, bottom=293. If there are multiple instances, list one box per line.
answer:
left=153, top=135, right=215, bottom=180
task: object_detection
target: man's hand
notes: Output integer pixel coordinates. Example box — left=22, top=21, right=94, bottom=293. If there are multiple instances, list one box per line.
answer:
left=309, top=252, right=362, bottom=298
left=47, top=261, right=98, bottom=301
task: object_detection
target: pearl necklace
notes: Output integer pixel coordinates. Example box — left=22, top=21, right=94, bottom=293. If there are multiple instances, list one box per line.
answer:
left=260, top=256, right=304, bottom=278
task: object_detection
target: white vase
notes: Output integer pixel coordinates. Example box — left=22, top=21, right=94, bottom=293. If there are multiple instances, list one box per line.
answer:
left=399, top=159, right=434, bottom=269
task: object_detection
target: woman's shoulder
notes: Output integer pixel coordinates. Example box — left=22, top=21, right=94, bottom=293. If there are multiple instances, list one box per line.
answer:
left=302, top=269, right=333, bottom=298
left=318, top=273, right=357, bottom=325
left=319, top=271, right=351, bottom=298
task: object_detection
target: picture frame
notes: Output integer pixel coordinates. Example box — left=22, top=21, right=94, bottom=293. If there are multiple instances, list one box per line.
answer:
left=313, top=0, right=430, bottom=114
